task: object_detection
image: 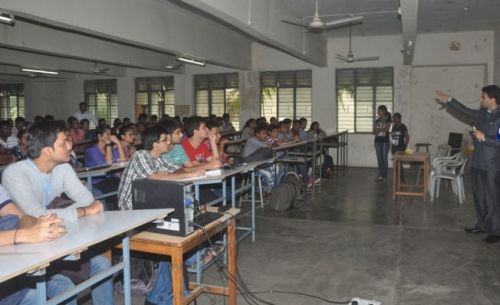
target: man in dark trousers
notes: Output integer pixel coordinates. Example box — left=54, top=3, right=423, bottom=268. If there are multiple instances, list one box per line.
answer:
left=435, top=86, right=500, bottom=243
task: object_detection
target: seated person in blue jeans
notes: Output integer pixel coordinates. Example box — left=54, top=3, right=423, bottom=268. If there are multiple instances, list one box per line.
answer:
left=2, top=120, right=114, bottom=305
left=242, top=124, right=282, bottom=195
left=118, top=125, right=204, bottom=305
left=0, top=184, right=77, bottom=305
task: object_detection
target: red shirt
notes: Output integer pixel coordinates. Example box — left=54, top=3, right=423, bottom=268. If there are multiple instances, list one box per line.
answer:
left=181, top=138, right=212, bottom=162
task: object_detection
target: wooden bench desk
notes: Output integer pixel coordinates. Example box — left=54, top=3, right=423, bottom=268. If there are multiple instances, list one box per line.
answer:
left=128, top=208, right=240, bottom=305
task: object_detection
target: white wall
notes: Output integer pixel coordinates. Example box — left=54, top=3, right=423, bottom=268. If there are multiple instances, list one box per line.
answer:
left=19, top=30, right=495, bottom=169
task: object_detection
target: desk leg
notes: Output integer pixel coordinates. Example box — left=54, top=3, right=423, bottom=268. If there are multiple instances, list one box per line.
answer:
left=227, top=221, right=237, bottom=305
left=423, top=159, right=429, bottom=201
left=392, top=160, right=397, bottom=200
left=231, top=176, right=236, bottom=208
left=87, top=177, right=92, bottom=194
left=122, top=236, right=132, bottom=305
left=251, top=170, right=256, bottom=242
left=36, top=270, right=47, bottom=305
left=223, top=179, right=227, bottom=206
left=172, top=248, right=184, bottom=305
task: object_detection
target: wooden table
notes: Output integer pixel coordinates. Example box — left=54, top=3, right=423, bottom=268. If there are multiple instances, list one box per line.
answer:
left=392, top=151, right=430, bottom=201
left=128, top=208, right=240, bottom=305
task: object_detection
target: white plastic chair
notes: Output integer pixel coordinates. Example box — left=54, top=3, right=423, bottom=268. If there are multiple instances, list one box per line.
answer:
left=429, top=156, right=468, bottom=204
left=416, top=144, right=451, bottom=185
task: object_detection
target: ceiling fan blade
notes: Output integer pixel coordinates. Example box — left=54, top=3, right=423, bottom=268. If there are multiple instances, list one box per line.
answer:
left=335, top=54, right=348, bottom=59
left=353, top=56, right=380, bottom=62
left=324, top=16, right=364, bottom=29
left=281, top=19, right=307, bottom=28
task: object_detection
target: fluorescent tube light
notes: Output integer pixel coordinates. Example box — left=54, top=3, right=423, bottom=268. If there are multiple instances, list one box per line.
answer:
left=177, top=55, right=205, bottom=67
left=21, top=68, right=59, bottom=75
left=0, top=13, right=14, bottom=25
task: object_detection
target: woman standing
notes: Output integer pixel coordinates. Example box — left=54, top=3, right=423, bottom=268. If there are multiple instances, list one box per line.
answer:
left=373, top=105, right=391, bottom=181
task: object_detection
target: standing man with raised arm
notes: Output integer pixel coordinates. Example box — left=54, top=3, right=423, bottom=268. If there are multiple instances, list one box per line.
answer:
left=2, top=120, right=114, bottom=304
left=435, top=86, right=500, bottom=243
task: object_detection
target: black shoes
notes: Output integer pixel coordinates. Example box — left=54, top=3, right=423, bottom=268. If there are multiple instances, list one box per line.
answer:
left=464, top=226, right=484, bottom=234
left=483, top=235, right=500, bottom=243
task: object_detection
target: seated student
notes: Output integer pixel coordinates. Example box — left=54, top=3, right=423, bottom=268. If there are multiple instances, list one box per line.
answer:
left=85, top=124, right=125, bottom=203
left=11, top=129, right=28, bottom=161
left=117, top=126, right=203, bottom=305
left=85, top=124, right=125, bottom=167
left=161, top=119, right=221, bottom=170
left=240, top=118, right=256, bottom=140
left=67, top=116, right=85, bottom=144
left=277, top=121, right=294, bottom=144
left=220, top=113, right=235, bottom=133
left=267, top=124, right=280, bottom=146
left=0, top=186, right=76, bottom=305
left=308, top=121, right=326, bottom=138
left=205, top=121, right=230, bottom=163
left=2, top=120, right=113, bottom=305
left=181, top=116, right=219, bottom=163
left=80, top=119, right=94, bottom=141
left=298, top=117, right=310, bottom=141
left=117, top=124, right=137, bottom=161
left=0, top=120, right=16, bottom=165
left=291, top=119, right=302, bottom=141
left=64, top=128, right=82, bottom=169
left=242, top=124, right=279, bottom=194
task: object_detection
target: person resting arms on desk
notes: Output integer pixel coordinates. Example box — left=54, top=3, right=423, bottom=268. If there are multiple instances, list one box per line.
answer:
left=85, top=124, right=126, bottom=202
left=117, top=125, right=203, bottom=305
left=161, top=118, right=222, bottom=170
left=2, top=120, right=114, bottom=305
left=205, top=120, right=230, bottom=164
left=0, top=185, right=78, bottom=305
left=242, top=124, right=282, bottom=194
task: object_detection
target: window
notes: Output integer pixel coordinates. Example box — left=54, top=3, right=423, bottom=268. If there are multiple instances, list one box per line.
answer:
left=84, top=79, right=118, bottom=126
left=135, top=77, right=175, bottom=118
left=336, top=68, right=393, bottom=133
left=194, top=73, right=240, bottom=130
left=0, top=84, right=24, bottom=120
left=260, top=70, right=312, bottom=122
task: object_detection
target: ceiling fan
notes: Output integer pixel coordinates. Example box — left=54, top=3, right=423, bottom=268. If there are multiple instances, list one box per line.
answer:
left=282, top=0, right=364, bottom=33
left=336, top=23, right=379, bottom=63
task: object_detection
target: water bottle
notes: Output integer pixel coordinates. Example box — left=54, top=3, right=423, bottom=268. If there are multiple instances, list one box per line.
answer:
left=497, top=127, right=500, bottom=143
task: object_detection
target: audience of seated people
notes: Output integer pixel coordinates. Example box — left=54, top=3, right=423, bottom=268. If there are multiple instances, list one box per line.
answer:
left=0, top=111, right=327, bottom=305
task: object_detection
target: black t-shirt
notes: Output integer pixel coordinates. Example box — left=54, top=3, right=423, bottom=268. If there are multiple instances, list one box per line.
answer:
left=391, top=123, right=408, bottom=152
left=374, top=117, right=391, bottom=142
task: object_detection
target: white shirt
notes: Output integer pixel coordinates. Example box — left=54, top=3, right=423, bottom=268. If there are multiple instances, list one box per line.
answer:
left=73, top=111, right=98, bottom=128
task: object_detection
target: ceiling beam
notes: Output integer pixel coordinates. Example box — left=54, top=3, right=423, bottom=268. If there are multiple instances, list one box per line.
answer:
left=180, top=0, right=327, bottom=67
left=0, top=0, right=252, bottom=70
left=400, top=0, right=418, bottom=65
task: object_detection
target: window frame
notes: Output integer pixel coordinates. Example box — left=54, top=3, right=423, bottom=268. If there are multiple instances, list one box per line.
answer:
left=194, top=73, right=240, bottom=129
left=336, top=67, right=394, bottom=134
left=135, top=76, right=175, bottom=118
left=259, top=70, right=312, bottom=121
left=84, top=79, right=118, bottom=125
left=0, top=84, right=24, bottom=120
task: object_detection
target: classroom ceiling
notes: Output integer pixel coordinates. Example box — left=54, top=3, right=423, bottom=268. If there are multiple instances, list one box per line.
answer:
left=281, top=0, right=500, bottom=37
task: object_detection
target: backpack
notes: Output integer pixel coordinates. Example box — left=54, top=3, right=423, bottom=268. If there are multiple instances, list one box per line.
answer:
left=321, top=153, right=334, bottom=178
left=268, top=172, right=304, bottom=211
